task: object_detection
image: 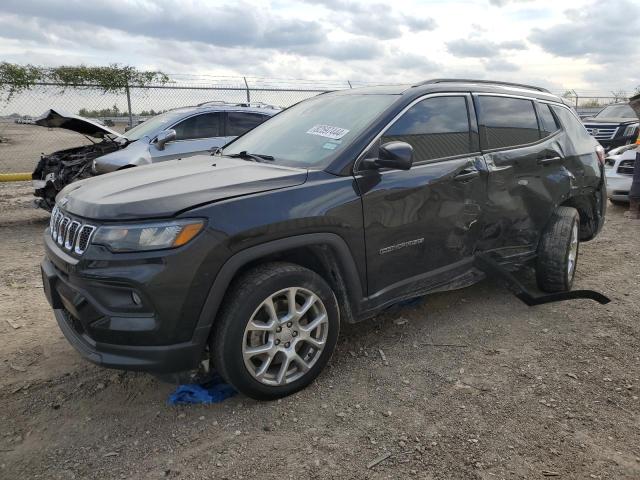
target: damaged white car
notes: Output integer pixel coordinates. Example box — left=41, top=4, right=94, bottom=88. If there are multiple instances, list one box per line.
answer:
left=32, top=104, right=280, bottom=210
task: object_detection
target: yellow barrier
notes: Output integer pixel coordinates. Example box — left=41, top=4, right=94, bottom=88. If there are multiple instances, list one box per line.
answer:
left=0, top=173, right=32, bottom=182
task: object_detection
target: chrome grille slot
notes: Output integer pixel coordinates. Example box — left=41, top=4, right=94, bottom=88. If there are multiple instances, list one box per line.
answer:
left=57, top=217, right=70, bottom=244
left=52, top=210, right=64, bottom=239
left=75, top=225, right=96, bottom=255
left=50, top=206, right=59, bottom=233
left=49, top=206, right=96, bottom=256
left=65, top=221, right=80, bottom=250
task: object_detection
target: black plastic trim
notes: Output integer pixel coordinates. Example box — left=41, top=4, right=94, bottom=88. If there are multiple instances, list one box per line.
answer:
left=195, top=233, right=364, bottom=334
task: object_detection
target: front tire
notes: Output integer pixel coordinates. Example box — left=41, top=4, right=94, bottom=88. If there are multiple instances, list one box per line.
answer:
left=536, top=206, right=580, bottom=292
left=212, top=262, right=340, bottom=400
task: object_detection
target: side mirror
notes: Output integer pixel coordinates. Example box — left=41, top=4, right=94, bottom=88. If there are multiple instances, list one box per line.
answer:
left=155, top=129, right=177, bottom=150
left=362, top=141, right=413, bottom=171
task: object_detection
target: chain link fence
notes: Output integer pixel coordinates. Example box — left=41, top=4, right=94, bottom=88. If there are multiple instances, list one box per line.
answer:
left=0, top=76, right=626, bottom=173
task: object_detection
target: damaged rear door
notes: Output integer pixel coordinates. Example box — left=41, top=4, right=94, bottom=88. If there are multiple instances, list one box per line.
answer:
left=474, top=94, right=569, bottom=259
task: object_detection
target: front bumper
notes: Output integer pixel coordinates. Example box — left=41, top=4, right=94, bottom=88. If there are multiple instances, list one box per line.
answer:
left=605, top=171, right=633, bottom=201
left=41, top=227, right=219, bottom=373
left=52, top=306, right=208, bottom=372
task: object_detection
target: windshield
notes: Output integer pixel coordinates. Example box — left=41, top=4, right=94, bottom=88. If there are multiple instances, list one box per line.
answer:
left=222, top=94, right=397, bottom=167
left=123, top=110, right=189, bottom=141
left=595, top=104, right=636, bottom=118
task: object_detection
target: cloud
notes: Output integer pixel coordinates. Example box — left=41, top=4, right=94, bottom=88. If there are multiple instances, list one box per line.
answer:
left=489, top=0, right=533, bottom=6
left=0, top=0, right=326, bottom=50
left=528, top=0, right=640, bottom=61
left=0, top=0, right=635, bottom=93
left=388, top=51, right=440, bottom=73
left=482, top=58, right=520, bottom=72
left=446, top=38, right=526, bottom=58
left=300, top=38, right=385, bottom=61
left=302, top=0, right=437, bottom=39
left=401, top=15, right=438, bottom=33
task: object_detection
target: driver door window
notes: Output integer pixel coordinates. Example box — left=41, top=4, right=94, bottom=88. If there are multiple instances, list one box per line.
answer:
left=382, top=96, right=474, bottom=162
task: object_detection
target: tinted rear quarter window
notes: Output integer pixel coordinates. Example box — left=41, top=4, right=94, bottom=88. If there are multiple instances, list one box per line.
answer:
left=227, top=112, right=268, bottom=136
left=551, top=105, right=595, bottom=151
left=538, top=103, right=560, bottom=137
left=382, top=96, right=473, bottom=162
left=173, top=112, right=221, bottom=140
left=477, top=96, right=540, bottom=149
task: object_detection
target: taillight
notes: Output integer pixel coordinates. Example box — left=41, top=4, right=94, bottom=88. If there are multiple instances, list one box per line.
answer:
left=595, top=144, right=605, bottom=165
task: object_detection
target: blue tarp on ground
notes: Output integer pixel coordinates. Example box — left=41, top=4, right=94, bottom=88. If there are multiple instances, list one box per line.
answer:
left=168, top=374, right=236, bottom=405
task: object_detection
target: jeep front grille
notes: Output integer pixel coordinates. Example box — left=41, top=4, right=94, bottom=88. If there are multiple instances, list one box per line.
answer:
left=50, top=205, right=96, bottom=255
left=584, top=124, right=619, bottom=141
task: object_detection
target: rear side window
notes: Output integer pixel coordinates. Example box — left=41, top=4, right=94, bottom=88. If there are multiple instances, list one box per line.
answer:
left=173, top=113, right=221, bottom=140
left=551, top=105, right=594, bottom=143
left=227, top=112, right=268, bottom=136
left=477, top=96, right=540, bottom=149
left=382, top=96, right=473, bottom=162
left=538, top=103, right=560, bottom=137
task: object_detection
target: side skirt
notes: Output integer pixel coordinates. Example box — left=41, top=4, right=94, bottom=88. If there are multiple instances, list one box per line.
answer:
left=473, top=253, right=610, bottom=306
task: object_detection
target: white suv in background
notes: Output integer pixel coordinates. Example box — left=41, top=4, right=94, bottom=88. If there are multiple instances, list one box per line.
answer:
left=605, top=143, right=637, bottom=204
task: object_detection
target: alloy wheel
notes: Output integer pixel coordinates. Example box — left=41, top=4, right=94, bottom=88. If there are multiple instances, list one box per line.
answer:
left=242, top=287, right=329, bottom=386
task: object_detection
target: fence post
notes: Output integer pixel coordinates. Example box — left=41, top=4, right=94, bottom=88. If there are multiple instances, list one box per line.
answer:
left=243, top=77, right=250, bottom=103
left=125, top=83, right=133, bottom=128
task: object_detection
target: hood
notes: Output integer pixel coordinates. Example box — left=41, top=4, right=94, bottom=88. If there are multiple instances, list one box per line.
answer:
left=35, top=108, right=122, bottom=139
left=57, top=155, right=308, bottom=220
left=583, top=117, right=637, bottom=125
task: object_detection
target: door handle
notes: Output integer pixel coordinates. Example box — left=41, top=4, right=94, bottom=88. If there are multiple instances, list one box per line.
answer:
left=537, top=156, right=562, bottom=165
left=454, top=167, right=480, bottom=181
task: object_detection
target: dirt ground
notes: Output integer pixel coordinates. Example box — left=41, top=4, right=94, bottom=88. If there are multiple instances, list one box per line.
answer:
left=0, top=181, right=638, bottom=480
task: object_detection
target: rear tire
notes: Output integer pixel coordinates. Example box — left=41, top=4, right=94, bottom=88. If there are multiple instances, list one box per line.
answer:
left=536, top=206, right=580, bottom=293
left=212, top=262, right=340, bottom=400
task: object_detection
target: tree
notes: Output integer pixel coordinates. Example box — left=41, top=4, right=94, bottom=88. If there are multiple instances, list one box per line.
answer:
left=0, top=62, right=169, bottom=101
left=610, top=89, right=628, bottom=102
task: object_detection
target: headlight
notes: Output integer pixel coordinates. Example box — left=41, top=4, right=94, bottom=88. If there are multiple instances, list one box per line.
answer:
left=92, top=219, right=204, bottom=252
left=623, top=123, right=639, bottom=137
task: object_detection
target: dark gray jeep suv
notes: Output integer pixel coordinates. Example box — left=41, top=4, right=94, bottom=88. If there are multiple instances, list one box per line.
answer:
left=41, top=79, right=607, bottom=399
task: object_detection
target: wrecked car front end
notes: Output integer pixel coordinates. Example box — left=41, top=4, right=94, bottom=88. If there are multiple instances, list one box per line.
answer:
left=32, top=142, right=123, bottom=211
left=31, top=109, right=126, bottom=211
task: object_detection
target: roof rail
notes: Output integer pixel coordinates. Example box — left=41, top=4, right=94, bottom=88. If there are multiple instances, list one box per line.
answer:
left=413, top=79, right=551, bottom=94
left=196, top=100, right=278, bottom=109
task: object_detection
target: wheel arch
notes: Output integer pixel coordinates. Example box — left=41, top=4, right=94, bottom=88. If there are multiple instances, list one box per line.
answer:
left=195, top=233, right=364, bottom=340
left=560, top=186, right=605, bottom=242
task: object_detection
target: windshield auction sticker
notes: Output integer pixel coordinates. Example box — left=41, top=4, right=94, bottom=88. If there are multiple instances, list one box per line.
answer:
left=306, top=125, right=350, bottom=140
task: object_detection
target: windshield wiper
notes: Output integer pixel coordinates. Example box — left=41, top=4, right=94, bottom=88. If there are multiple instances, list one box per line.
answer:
left=225, top=151, right=274, bottom=163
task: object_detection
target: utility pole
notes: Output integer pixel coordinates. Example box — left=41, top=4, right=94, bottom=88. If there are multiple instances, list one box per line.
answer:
left=243, top=77, right=250, bottom=103
left=125, top=83, right=133, bottom=129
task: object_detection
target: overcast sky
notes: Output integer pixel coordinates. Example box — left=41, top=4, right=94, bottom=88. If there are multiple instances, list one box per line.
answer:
left=0, top=0, right=638, bottom=94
